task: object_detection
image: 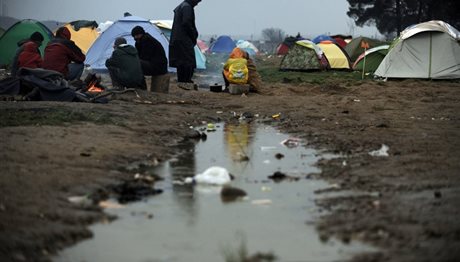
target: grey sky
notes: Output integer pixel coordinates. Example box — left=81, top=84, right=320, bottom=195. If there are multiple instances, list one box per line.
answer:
left=2, top=0, right=380, bottom=38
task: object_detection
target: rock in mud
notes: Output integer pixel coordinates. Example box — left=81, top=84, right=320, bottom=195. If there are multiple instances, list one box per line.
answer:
left=221, top=186, right=247, bottom=202
left=111, top=180, right=163, bottom=203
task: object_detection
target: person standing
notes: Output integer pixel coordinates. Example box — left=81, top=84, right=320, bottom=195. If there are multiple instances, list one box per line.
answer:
left=169, top=0, right=201, bottom=90
left=43, top=27, right=85, bottom=81
left=131, top=26, right=168, bottom=77
left=105, top=37, right=146, bottom=89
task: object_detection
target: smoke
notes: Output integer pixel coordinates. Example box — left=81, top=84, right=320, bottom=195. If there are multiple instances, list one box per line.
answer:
left=194, top=53, right=228, bottom=87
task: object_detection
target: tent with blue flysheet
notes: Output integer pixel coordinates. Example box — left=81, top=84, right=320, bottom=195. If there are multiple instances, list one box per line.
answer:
left=209, top=35, right=236, bottom=54
left=85, top=16, right=171, bottom=72
left=312, top=34, right=335, bottom=44
left=236, top=40, right=259, bottom=56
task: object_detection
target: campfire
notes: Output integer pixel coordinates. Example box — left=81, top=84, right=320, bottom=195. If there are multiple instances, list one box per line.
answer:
left=83, top=73, right=105, bottom=93
left=86, top=80, right=104, bottom=93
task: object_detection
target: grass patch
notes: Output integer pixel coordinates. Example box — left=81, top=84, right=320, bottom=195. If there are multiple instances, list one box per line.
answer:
left=0, top=107, right=117, bottom=127
left=202, top=53, right=375, bottom=86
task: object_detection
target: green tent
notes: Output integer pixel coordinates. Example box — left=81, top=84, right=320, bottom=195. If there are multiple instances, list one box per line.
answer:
left=344, top=36, right=386, bottom=62
left=280, top=40, right=326, bottom=71
left=0, top=19, right=53, bottom=66
left=352, top=45, right=389, bottom=73
left=0, top=27, right=5, bottom=37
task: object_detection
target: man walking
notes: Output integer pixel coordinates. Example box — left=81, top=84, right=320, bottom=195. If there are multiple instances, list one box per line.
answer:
left=169, top=0, right=201, bottom=90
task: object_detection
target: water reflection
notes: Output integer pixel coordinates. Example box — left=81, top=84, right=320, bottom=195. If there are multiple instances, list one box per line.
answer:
left=224, top=122, right=254, bottom=164
left=54, top=123, right=375, bottom=262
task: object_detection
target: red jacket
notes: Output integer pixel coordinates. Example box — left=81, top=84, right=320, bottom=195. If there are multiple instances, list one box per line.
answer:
left=43, top=38, right=85, bottom=76
left=17, top=41, right=43, bottom=69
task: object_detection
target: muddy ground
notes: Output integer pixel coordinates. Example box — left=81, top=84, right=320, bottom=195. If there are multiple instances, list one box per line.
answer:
left=1, top=75, right=460, bottom=262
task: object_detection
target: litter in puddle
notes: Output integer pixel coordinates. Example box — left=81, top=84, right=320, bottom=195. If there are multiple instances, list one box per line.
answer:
left=368, top=144, right=390, bottom=157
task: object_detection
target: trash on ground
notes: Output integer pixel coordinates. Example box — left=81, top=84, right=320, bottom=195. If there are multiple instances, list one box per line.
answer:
left=275, top=153, right=285, bottom=159
left=368, top=144, right=390, bottom=157
left=67, top=195, right=92, bottom=206
left=207, top=123, right=216, bottom=132
left=281, top=137, right=302, bottom=148
left=272, top=113, right=281, bottom=120
left=251, top=199, right=273, bottom=205
left=261, top=146, right=277, bottom=151
left=99, top=200, right=125, bottom=209
left=261, top=186, right=272, bottom=192
left=185, top=166, right=231, bottom=185
left=134, top=173, right=156, bottom=184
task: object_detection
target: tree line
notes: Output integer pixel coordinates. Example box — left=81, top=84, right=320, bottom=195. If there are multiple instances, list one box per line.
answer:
left=347, top=0, right=460, bottom=37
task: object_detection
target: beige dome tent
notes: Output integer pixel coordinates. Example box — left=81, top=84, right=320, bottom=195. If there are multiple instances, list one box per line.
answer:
left=375, top=20, right=460, bottom=79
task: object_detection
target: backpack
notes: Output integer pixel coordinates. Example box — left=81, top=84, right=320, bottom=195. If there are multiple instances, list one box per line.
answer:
left=224, top=58, right=249, bottom=84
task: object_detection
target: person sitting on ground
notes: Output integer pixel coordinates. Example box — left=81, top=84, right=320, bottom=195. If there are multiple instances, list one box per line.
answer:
left=105, top=37, right=146, bottom=90
left=11, top=32, right=44, bottom=76
left=131, top=26, right=168, bottom=77
left=223, top=47, right=262, bottom=93
left=43, top=27, right=86, bottom=81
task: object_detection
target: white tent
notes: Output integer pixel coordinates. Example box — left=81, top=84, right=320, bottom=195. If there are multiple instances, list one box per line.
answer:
left=375, top=20, right=460, bottom=79
left=86, top=16, right=170, bottom=72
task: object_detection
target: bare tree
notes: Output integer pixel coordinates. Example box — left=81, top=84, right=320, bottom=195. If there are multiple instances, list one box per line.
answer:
left=262, top=28, right=286, bottom=43
left=347, top=19, right=356, bottom=36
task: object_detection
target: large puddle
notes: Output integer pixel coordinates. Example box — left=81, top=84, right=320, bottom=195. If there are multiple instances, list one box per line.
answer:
left=55, top=122, right=373, bottom=262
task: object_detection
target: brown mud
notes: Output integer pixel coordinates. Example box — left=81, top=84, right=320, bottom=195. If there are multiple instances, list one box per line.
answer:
left=1, top=78, right=460, bottom=261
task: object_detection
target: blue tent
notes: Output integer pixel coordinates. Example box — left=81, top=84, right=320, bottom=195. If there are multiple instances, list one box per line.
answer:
left=85, top=16, right=171, bottom=72
left=153, top=21, right=206, bottom=70
left=209, top=35, right=236, bottom=53
left=312, top=34, right=335, bottom=44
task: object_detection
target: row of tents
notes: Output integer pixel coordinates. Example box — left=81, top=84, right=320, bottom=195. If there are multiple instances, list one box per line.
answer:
left=279, top=20, right=460, bottom=79
left=1, top=17, right=459, bottom=80
left=0, top=16, right=261, bottom=73
left=0, top=16, right=209, bottom=72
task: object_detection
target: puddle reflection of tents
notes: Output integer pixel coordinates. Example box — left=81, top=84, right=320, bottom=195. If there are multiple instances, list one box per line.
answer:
left=224, top=123, right=253, bottom=162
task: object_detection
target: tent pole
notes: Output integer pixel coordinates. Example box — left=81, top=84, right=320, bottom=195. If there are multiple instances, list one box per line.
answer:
left=361, top=48, right=367, bottom=80
left=428, top=32, right=432, bottom=79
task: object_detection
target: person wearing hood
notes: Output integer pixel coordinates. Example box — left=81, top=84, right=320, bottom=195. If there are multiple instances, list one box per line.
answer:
left=105, top=37, right=146, bottom=89
left=11, top=31, right=44, bottom=76
left=43, top=27, right=85, bottom=80
left=131, top=26, right=168, bottom=77
left=169, top=0, right=201, bottom=90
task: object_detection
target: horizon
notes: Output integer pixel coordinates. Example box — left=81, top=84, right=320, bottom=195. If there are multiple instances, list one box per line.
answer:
left=0, top=0, right=383, bottom=40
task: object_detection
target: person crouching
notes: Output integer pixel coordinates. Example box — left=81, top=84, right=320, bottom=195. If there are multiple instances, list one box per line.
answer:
left=105, top=37, right=146, bottom=90
left=131, top=26, right=168, bottom=79
left=43, top=27, right=85, bottom=81
left=11, top=31, right=44, bottom=76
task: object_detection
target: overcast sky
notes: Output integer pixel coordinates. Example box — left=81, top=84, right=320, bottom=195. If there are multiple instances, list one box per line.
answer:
left=1, top=0, right=380, bottom=38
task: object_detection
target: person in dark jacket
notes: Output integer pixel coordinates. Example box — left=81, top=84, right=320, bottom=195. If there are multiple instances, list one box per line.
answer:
left=105, top=37, right=146, bottom=89
left=131, top=26, right=168, bottom=77
left=169, top=0, right=201, bottom=90
left=11, top=32, right=44, bottom=76
left=43, top=27, right=86, bottom=80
